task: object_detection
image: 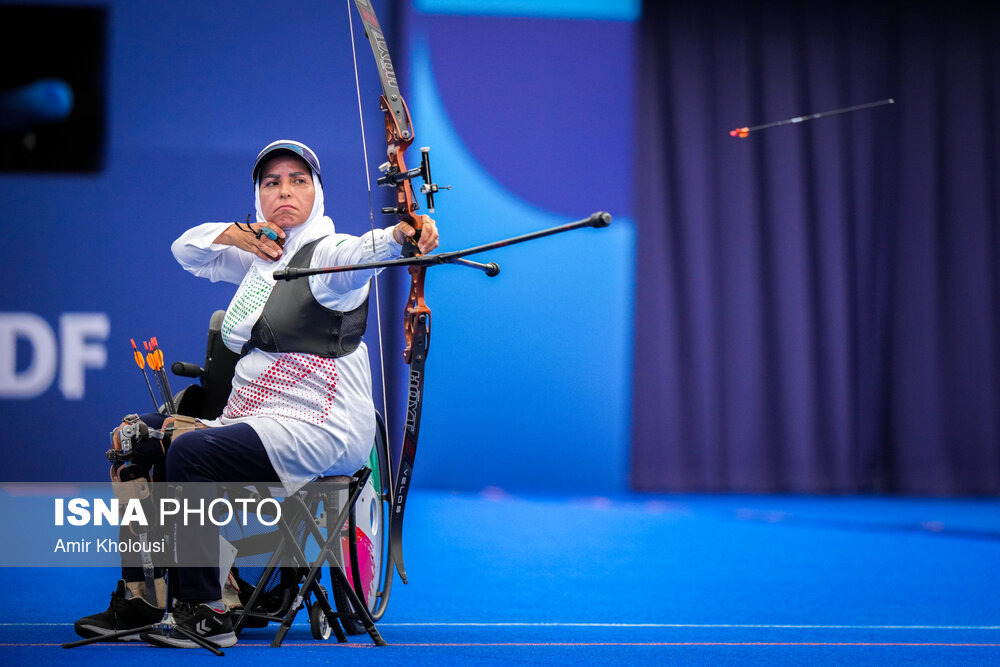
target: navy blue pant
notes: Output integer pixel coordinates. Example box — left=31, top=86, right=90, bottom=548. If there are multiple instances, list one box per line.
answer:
left=122, top=413, right=280, bottom=603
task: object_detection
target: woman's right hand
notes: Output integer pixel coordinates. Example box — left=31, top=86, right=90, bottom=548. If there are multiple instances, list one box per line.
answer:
left=214, top=222, right=285, bottom=261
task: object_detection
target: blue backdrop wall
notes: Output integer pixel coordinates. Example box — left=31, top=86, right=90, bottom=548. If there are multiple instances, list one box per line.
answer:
left=0, top=1, right=636, bottom=493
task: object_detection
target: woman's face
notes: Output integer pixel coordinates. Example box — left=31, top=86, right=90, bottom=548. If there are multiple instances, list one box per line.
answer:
left=257, top=154, right=316, bottom=228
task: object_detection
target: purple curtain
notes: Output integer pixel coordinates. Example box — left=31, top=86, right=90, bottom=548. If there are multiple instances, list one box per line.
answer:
left=633, top=0, right=1000, bottom=494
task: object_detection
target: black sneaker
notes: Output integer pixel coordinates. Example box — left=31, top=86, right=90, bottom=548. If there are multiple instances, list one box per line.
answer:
left=140, top=601, right=237, bottom=649
left=74, top=580, right=165, bottom=641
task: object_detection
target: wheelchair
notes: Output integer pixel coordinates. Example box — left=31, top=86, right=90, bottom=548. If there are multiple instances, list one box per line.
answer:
left=169, top=310, right=397, bottom=644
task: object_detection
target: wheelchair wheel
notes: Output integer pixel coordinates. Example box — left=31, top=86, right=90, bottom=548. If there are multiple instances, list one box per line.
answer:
left=332, top=411, right=394, bottom=634
left=309, top=599, right=332, bottom=640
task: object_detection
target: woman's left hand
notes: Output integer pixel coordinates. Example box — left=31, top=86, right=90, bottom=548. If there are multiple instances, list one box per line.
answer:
left=394, top=217, right=439, bottom=255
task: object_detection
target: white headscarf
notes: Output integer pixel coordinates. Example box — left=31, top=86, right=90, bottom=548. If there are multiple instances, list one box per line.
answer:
left=252, top=148, right=334, bottom=269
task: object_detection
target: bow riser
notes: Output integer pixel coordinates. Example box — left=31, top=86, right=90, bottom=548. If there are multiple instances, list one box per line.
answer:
left=381, top=99, right=421, bottom=232
left=383, top=135, right=427, bottom=235
left=404, top=266, right=430, bottom=363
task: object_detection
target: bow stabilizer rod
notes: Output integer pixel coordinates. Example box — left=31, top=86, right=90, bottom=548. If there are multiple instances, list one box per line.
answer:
left=273, top=211, right=611, bottom=281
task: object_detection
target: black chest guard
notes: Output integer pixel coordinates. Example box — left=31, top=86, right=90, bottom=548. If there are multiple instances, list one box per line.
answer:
left=244, top=238, right=369, bottom=358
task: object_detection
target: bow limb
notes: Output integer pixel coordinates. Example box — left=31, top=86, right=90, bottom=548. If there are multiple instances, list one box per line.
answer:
left=394, top=263, right=428, bottom=583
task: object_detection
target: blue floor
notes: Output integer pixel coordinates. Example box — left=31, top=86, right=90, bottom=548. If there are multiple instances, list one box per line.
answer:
left=2, top=489, right=998, bottom=665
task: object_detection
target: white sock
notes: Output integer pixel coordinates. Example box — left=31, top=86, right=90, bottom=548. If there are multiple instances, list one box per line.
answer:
left=206, top=599, right=226, bottom=613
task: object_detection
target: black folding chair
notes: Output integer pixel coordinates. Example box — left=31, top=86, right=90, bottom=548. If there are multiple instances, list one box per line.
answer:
left=223, top=469, right=386, bottom=646
left=65, top=310, right=396, bottom=653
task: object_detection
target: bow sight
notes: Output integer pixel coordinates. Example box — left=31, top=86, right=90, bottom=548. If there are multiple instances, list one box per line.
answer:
left=377, top=146, right=451, bottom=214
